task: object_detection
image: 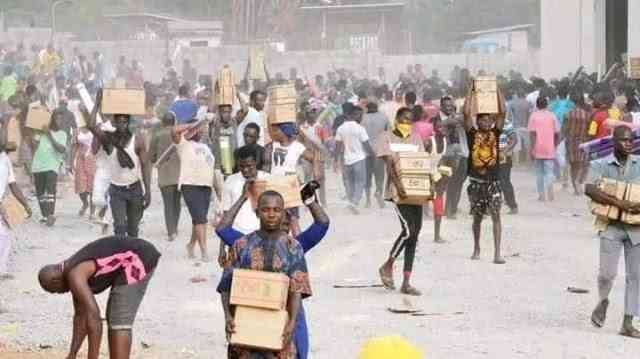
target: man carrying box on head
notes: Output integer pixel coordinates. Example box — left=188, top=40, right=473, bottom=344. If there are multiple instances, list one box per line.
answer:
left=585, top=125, right=640, bottom=339
left=87, top=89, right=151, bottom=238
left=462, top=82, right=507, bottom=265
left=217, top=190, right=312, bottom=358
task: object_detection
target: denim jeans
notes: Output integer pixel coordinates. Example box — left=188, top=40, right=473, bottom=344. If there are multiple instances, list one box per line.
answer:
left=365, top=156, right=385, bottom=199
left=343, top=159, right=367, bottom=206
left=109, top=181, right=145, bottom=237
left=535, top=159, right=555, bottom=195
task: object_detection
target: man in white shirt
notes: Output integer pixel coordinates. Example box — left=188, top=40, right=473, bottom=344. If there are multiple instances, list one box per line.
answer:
left=219, top=146, right=269, bottom=266
left=336, top=105, right=374, bottom=214
left=237, top=90, right=267, bottom=147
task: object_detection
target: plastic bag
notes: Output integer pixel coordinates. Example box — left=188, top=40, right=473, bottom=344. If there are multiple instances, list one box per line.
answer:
left=358, top=336, right=423, bottom=359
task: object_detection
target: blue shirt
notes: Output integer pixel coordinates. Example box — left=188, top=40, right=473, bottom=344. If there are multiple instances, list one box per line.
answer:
left=169, top=99, right=198, bottom=124
left=589, top=154, right=640, bottom=245
left=549, top=99, right=575, bottom=129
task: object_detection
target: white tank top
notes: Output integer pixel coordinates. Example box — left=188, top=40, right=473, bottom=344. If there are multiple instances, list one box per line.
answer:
left=110, top=135, right=141, bottom=186
left=271, top=140, right=306, bottom=176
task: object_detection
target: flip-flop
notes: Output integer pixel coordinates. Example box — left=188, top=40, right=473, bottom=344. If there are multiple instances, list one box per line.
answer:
left=619, top=328, right=640, bottom=339
left=378, top=267, right=395, bottom=290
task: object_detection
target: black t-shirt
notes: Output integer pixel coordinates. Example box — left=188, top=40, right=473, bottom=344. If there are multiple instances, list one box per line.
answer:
left=467, top=127, right=501, bottom=181
left=64, top=236, right=161, bottom=294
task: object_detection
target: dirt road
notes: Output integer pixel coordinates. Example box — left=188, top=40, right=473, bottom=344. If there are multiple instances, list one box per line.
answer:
left=1, top=169, right=639, bottom=358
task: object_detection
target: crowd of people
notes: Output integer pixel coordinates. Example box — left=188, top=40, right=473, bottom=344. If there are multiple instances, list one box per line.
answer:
left=0, top=39, right=640, bottom=357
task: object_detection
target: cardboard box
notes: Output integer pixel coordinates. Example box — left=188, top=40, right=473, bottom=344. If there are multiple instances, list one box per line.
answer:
left=268, top=104, right=297, bottom=125
left=216, top=84, right=236, bottom=106
left=268, top=84, right=297, bottom=105
left=25, top=103, right=51, bottom=130
left=623, top=183, right=640, bottom=224
left=591, top=178, right=625, bottom=220
left=629, top=57, right=640, bottom=80
left=230, top=269, right=290, bottom=310
left=216, top=66, right=237, bottom=106
left=249, top=46, right=267, bottom=81
left=252, top=175, right=303, bottom=209
left=102, top=88, right=146, bottom=115
left=393, top=174, right=433, bottom=205
left=397, top=152, right=433, bottom=176
left=473, top=92, right=499, bottom=114
left=472, top=76, right=499, bottom=114
left=230, top=306, right=288, bottom=351
left=1, top=194, right=28, bottom=229
left=473, top=76, right=498, bottom=92
left=109, top=78, right=126, bottom=89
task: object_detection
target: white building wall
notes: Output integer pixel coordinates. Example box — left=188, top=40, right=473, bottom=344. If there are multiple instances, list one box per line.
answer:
left=629, top=1, right=640, bottom=59
left=540, top=0, right=599, bottom=79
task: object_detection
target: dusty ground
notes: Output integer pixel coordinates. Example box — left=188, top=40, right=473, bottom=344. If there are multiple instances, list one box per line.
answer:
left=1, top=167, right=640, bottom=358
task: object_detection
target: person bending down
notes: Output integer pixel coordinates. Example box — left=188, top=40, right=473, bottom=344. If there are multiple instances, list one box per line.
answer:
left=38, top=236, right=160, bottom=359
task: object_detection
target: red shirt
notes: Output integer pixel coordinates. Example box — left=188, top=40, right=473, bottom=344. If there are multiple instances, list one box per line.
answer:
left=590, top=109, right=610, bottom=139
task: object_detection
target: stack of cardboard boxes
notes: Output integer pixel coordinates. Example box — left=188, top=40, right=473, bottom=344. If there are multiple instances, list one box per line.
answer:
left=393, top=152, right=434, bottom=205
left=230, top=269, right=290, bottom=351
left=591, top=178, right=640, bottom=225
left=216, top=66, right=236, bottom=107
left=268, top=84, right=297, bottom=125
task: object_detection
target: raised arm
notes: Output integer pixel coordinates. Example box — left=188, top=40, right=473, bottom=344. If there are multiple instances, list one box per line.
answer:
left=495, top=89, right=507, bottom=131
left=297, top=201, right=330, bottom=253
left=85, top=89, right=108, bottom=144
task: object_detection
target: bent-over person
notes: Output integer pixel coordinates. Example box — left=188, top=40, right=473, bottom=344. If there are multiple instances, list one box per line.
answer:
left=38, top=236, right=161, bottom=358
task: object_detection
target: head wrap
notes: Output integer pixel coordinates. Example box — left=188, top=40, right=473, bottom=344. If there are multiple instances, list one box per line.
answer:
left=277, top=122, right=297, bottom=139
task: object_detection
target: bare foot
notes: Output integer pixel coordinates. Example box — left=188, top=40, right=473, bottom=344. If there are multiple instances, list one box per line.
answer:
left=400, top=285, right=422, bottom=296
left=78, top=205, right=88, bottom=217
left=493, top=257, right=506, bottom=264
left=186, top=243, right=196, bottom=259
left=378, top=264, right=395, bottom=290
left=201, top=253, right=211, bottom=263
left=46, top=216, right=56, bottom=227
left=471, top=250, right=480, bottom=260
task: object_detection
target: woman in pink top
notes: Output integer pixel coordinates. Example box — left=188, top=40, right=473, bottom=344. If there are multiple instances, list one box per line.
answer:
left=411, top=105, right=434, bottom=141
left=528, top=97, right=559, bottom=201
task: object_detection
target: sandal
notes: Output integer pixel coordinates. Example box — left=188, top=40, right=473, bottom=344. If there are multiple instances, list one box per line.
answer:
left=619, top=327, right=640, bottom=339
left=378, top=266, right=395, bottom=290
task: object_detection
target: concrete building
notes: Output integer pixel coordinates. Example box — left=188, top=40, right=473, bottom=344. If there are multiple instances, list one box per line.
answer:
left=540, top=0, right=638, bottom=79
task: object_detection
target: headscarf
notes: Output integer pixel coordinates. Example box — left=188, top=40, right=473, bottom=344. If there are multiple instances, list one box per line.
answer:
left=277, top=122, right=297, bottom=139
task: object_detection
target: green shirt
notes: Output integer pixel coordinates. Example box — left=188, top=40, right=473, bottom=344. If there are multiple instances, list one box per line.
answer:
left=31, top=130, right=68, bottom=173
